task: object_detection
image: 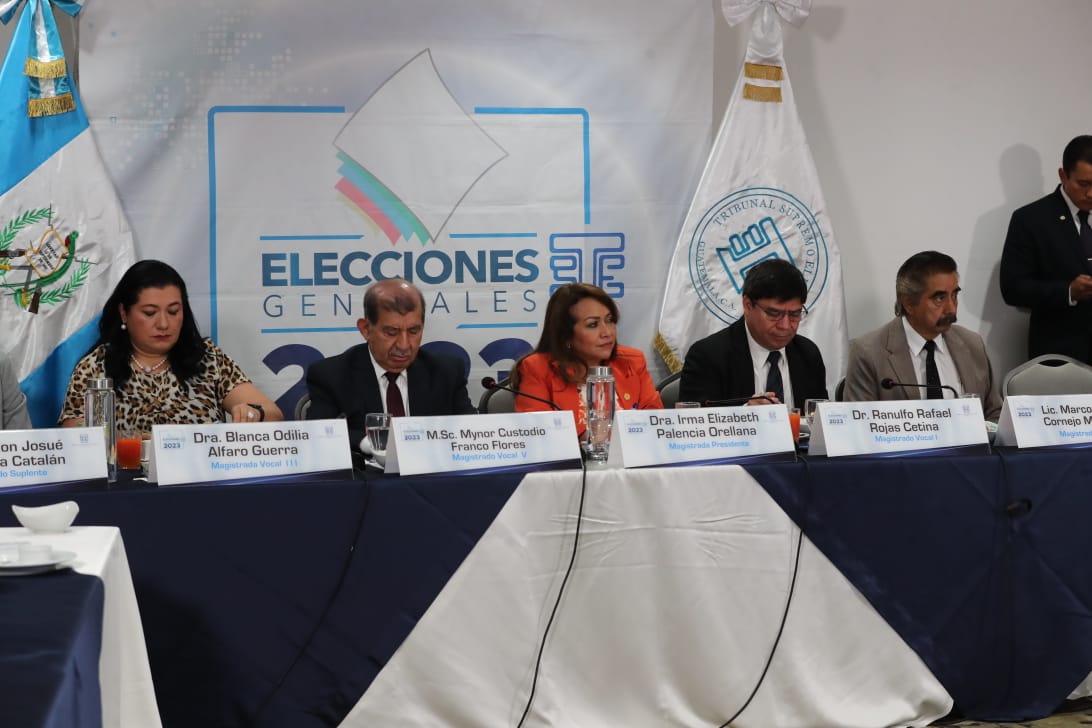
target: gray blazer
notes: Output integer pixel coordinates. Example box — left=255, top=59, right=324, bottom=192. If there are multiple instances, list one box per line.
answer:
left=843, top=318, right=1003, bottom=422
left=0, top=357, right=30, bottom=430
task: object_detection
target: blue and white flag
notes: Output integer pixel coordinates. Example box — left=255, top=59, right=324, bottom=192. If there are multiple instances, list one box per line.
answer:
left=0, top=0, right=134, bottom=426
left=655, top=0, right=847, bottom=392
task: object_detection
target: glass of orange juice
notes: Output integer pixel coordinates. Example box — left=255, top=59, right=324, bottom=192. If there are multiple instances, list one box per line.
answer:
left=788, top=408, right=801, bottom=443
left=116, top=431, right=143, bottom=470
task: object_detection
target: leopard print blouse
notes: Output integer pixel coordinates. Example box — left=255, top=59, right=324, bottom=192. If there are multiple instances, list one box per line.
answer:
left=59, top=339, right=251, bottom=432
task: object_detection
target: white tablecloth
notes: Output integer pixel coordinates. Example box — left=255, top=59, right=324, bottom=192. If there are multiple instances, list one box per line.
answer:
left=1, top=525, right=162, bottom=728
left=339, top=465, right=952, bottom=727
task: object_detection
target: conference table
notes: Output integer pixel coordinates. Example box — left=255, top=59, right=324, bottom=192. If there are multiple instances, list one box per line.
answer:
left=0, top=447, right=1090, bottom=726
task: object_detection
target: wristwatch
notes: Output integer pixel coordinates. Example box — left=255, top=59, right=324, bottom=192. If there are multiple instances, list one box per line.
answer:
left=247, top=403, right=265, bottom=422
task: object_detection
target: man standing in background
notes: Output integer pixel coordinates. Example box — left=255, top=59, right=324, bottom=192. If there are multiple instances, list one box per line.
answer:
left=1001, top=135, right=1092, bottom=363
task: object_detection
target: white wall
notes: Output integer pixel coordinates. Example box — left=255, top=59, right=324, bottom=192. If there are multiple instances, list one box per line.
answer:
left=5, top=0, right=1088, bottom=380
left=712, top=0, right=1092, bottom=379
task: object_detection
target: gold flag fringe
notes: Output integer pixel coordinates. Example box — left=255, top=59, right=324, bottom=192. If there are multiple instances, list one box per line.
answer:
left=742, top=84, right=782, bottom=103
left=744, top=62, right=783, bottom=81
left=653, top=331, right=683, bottom=374
left=24, top=56, right=67, bottom=79
left=28, top=93, right=75, bottom=118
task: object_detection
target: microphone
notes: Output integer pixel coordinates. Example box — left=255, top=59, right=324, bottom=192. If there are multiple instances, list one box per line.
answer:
left=481, top=376, right=562, bottom=411
left=702, top=394, right=776, bottom=407
left=880, top=377, right=960, bottom=399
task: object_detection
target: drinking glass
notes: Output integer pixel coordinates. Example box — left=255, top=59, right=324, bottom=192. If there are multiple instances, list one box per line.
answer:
left=116, top=431, right=143, bottom=470
left=365, top=413, right=391, bottom=465
left=788, top=408, right=801, bottom=443
left=803, top=398, right=828, bottom=426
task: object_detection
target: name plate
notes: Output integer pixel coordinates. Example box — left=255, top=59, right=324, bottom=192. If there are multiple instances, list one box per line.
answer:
left=0, top=427, right=107, bottom=488
left=151, top=419, right=351, bottom=486
left=385, top=411, right=580, bottom=476
left=607, top=404, right=793, bottom=468
left=995, top=394, right=1092, bottom=448
left=809, top=399, right=987, bottom=457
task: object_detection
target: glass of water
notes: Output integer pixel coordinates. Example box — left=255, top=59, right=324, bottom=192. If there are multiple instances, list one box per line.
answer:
left=803, top=398, right=828, bottom=426
left=365, top=412, right=391, bottom=466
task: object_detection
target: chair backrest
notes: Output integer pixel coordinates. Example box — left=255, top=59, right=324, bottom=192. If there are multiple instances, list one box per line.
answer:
left=294, top=392, right=311, bottom=420
left=834, top=377, right=846, bottom=402
left=1002, top=354, right=1092, bottom=397
left=656, top=371, right=682, bottom=409
left=478, top=379, right=517, bottom=414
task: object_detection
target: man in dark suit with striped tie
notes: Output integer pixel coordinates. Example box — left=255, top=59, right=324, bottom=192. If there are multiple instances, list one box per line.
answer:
left=1001, top=135, right=1092, bottom=363
left=306, top=278, right=476, bottom=457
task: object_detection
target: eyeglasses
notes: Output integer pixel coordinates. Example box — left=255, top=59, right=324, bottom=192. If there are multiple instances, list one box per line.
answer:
left=754, top=303, right=808, bottom=322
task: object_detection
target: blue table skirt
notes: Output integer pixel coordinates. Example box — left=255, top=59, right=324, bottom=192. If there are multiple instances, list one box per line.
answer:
left=749, top=450, right=1092, bottom=721
left=0, top=570, right=105, bottom=728
left=1, top=452, right=1091, bottom=725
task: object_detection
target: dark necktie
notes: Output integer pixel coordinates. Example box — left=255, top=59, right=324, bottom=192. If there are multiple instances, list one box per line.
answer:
left=765, top=350, right=784, bottom=405
left=1079, top=210, right=1092, bottom=271
left=384, top=371, right=406, bottom=417
left=923, top=339, right=943, bottom=399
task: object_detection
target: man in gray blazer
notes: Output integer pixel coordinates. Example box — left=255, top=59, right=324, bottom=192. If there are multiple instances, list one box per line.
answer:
left=843, top=251, right=1003, bottom=422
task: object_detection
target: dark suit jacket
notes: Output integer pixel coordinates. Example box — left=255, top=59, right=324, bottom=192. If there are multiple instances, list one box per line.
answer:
left=678, top=319, right=828, bottom=409
left=1001, top=186, right=1092, bottom=361
left=305, top=344, right=476, bottom=451
left=843, top=318, right=1004, bottom=423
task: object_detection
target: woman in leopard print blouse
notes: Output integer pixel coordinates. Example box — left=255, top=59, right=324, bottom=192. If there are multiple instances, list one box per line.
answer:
left=59, top=260, right=283, bottom=433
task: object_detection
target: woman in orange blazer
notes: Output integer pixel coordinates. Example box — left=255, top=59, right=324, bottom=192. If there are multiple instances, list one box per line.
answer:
left=511, top=283, right=663, bottom=436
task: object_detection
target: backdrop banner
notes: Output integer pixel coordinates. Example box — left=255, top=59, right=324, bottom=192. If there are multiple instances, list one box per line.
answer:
left=656, top=2, right=848, bottom=393
left=78, top=0, right=714, bottom=413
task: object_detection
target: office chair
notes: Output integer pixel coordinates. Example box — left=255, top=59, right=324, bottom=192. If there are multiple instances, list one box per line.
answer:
left=1002, top=354, right=1092, bottom=397
left=478, top=378, right=517, bottom=413
left=656, top=371, right=682, bottom=409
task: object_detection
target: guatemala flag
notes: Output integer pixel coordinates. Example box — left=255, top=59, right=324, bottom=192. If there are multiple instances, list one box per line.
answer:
left=0, top=0, right=135, bottom=425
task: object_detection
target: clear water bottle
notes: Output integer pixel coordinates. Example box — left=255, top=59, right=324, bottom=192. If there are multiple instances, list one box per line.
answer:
left=85, top=377, right=117, bottom=482
left=583, top=366, right=615, bottom=462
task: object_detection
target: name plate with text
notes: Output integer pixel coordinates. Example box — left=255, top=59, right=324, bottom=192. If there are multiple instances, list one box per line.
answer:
left=809, top=399, right=987, bottom=457
left=151, top=419, right=351, bottom=486
left=607, top=404, right=793, bottom=468
left=385, top=411, right=580, bottom=476
left=995, top=395, right=1092, bottom=448
left=0, top=427, right=107, bottom=488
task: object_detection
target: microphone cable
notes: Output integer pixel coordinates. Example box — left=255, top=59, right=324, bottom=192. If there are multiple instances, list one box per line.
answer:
left=715, top=458, right=812, bottom=728
left=515, top=454, right=590, bottom=727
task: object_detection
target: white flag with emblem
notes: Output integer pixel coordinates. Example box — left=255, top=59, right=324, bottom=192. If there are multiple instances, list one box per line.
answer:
left=0, top=0, right=135, bottom=425
left=655, top=0, right=846, bottom=392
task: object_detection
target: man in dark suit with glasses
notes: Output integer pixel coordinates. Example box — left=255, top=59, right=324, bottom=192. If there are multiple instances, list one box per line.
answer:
left=679, top=258, right=828, bottom=408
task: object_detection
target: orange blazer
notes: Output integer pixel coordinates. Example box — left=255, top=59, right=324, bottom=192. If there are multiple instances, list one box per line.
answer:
left=514, top=346, right=663, bottom=434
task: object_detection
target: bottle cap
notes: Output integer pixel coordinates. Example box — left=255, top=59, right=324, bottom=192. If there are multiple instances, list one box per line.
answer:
left=587, top=366, right=612, bottom=379
left=88, top=377, right=114, bottom=389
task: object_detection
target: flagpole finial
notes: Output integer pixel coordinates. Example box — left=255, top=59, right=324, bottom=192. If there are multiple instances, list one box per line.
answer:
left=721, top=0, right=812, bottom=29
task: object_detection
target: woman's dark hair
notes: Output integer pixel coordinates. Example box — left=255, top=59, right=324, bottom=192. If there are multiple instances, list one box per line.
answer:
left=96, top=260, right=205, bottom=389
left=512, top=283, right=620, bottom=387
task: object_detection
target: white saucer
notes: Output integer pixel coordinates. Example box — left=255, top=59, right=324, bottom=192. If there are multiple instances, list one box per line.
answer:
left=0, top=548, right=77, bottom=576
